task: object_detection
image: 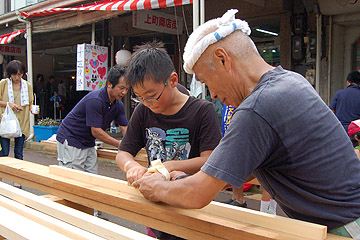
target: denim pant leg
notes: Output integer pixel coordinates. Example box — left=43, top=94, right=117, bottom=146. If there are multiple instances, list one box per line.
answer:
left=0, top=137, right=10, bottom=156
left=14, top=135, right=25, bottom=160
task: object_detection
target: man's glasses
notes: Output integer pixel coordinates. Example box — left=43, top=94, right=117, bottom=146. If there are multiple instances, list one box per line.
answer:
left=132, top=73, right=171, bottom=103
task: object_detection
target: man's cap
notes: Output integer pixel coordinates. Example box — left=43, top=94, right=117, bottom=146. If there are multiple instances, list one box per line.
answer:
left=348, top=119, right=360, bottom=136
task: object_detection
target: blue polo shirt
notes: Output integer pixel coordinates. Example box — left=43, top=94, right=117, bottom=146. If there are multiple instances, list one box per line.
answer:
left=329, top=84, right=360, bottom=132
left=56, top=87, right=128, bottom=148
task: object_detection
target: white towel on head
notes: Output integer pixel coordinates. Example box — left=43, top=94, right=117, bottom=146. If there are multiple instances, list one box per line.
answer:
left=7, top=78, right=29, bottom=106
left=183, top=9, right=251, bottom=74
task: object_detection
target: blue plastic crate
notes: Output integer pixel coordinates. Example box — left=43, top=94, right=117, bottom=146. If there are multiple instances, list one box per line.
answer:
left=33, top=125, right=59, bottom=142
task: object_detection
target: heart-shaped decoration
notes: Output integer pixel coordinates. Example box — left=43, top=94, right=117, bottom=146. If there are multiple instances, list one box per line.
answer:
left=98, top=67, right=106, bottom=79
left=97, top=53, right=108, bottom=63
left=90, top=59, right=99, bottom=69
left=85, top=76, right=89, bottom=80
left=92, top=84, right=96, bottom=90
left=93, top=70, right=96, bottom=73
left=85, top=69, right=91, bottom=74
left=99, top=81, right=103, bottom=88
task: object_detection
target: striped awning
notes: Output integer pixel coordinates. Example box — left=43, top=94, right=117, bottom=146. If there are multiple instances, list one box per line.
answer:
left=21, top=0, right=193, bottom=18
left=0, top=29, right=25, bottom=44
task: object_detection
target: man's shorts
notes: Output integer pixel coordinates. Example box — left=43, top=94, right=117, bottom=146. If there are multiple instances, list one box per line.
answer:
left=56, top=139, right=98, bottom=174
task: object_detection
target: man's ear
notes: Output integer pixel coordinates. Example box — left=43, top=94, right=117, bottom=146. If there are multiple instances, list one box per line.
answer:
left=214, top=47, right=231, bottom=71
left=107, top=82, right=112, bottom=89
left=168, top=72, right=179, bottom=88
left=355, top=134, right=359, bottom=141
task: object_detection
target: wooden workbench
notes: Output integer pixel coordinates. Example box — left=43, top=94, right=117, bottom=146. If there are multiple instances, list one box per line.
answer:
left=0, top=157, right=351, bottom=240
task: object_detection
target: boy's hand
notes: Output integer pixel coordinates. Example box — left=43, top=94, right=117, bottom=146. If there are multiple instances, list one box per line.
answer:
left=170, top=170, right=186, bottom=181
left=126, top=166, right=148, bottom=184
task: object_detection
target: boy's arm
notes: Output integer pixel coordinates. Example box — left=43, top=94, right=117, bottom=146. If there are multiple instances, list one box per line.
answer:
left=163, top=150, right=212, bottom=175
left=116, top=150, right=148, bottom=184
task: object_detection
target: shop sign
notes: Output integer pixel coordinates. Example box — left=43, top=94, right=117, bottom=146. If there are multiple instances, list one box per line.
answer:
left=132, top=10, right=184, bottom=35
left=0, top=44, right=25, bottom=56
left=76, top=43, right=108, bottom=91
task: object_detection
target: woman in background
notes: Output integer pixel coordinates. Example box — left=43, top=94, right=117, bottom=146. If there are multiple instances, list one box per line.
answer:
left=0, top=60, right=37, bottom=160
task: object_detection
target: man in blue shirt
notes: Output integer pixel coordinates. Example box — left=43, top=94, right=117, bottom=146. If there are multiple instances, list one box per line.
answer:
left=56, top=65, right=129, bottom=174
left=329, top=71, right=360, bottom=132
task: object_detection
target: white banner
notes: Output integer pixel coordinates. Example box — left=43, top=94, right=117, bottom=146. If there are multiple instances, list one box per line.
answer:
left=133, top=10, right=184, bottom=35
left=76, top=43, right=108, bottom=91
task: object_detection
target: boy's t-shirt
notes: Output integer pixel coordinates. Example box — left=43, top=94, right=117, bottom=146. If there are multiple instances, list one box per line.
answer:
left=119, top=96, right=222, bottom=165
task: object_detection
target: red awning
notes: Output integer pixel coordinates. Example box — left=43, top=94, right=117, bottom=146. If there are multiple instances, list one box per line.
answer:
left=21, top=0, right=193, bottom=18
left=0, top=29, right=25, bottom=44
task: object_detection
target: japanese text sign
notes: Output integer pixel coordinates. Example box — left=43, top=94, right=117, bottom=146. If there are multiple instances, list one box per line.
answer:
left=76, top=43, right=108, bottom=91
left=133, top=10, right=184, bottom=35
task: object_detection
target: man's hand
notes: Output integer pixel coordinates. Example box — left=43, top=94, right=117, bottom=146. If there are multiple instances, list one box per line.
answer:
left=132, top=172, right=166, bottom=202
left=126, top=165, right=148, bottom=184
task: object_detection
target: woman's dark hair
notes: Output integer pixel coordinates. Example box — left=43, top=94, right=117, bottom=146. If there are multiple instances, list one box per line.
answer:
left=5, top=60, right=26, bottom=78
left=36, top=73, right=44, bottom=82
left=107, top=65, right=127, bottom=88
left=347, top=71, right=360, bottom=85
left=350, top=131, right=360, bottom=147
left=125, top=41, right=175, bottom=87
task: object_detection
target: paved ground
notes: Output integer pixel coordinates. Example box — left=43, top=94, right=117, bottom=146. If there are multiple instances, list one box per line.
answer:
left=1, top=141, right=285, bottom=236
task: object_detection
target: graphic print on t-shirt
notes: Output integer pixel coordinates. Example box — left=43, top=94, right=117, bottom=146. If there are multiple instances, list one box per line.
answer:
left=145, top=127, right=191, bottom=162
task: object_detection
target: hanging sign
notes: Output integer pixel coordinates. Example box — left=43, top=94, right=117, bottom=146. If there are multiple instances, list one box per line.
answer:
left=132, top=10, right=184, bottom=35
left=0, top=44, right=25, bottom=56
left=76, top=43, right=108, bottom=91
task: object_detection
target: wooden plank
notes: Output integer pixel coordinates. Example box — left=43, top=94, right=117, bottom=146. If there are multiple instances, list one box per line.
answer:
left=0, top=192, right=106, bottom=240
left=41, top=194, right=93, bottom=214
left=247, top=178, right=260, bottom=185
left=202, top=201, right=326, bottom=240
left=0, top=158, right=351, bottom=240
left=49, top=166, right=327, bottom=240
left=0, top=182, right=153, bottom=240
left=0, top=205, right=73, bottom=240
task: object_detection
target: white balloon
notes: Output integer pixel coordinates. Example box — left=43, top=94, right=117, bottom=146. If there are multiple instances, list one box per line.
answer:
left=0, top=54, right=3, bottom=65
left=115, top=50, right=131, bottom=66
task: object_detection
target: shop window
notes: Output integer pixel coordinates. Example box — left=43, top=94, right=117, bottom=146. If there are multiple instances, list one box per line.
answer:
left=250, top=18, right=280, bottom=67
left=10, top=0, right=45, bottom=11
left=352, top=39, right=360, bottom=71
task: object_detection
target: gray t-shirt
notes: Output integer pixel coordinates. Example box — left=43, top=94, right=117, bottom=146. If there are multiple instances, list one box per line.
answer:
left=202, top=66, right=360, bottom=230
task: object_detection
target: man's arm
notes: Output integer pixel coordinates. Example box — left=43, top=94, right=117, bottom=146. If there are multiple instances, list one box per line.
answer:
left=133, top=170, right=227, bottom=208
left=119, top=126, right=127, bottom=136
left=91, top=127, right=120, bottom=148
left=116, top=150, right=148, bottom=184
left=163, top=150, right=212, bottom=175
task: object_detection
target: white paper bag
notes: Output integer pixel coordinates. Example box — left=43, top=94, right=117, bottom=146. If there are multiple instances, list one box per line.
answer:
left=0, top=103, right=22, bottom=138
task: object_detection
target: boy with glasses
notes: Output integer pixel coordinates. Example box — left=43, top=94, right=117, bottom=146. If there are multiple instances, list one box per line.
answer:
left=116, top=42, right=221, bottom=239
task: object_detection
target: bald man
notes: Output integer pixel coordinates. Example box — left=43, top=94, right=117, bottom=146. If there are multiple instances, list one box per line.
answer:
left=133, top=9, right=360, bottom=238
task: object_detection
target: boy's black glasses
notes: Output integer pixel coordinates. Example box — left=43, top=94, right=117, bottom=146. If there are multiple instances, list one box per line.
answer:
left=132, top=73, right=171, bottom=103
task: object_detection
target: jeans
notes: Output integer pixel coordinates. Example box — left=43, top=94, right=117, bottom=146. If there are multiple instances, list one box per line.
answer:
left=0, top=135, right=25, bottom=160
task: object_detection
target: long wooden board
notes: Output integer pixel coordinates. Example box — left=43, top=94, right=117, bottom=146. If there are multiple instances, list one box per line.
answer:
left=0, top=181, right=153, bottom=240
left=0, top=157, right=349, bottom=240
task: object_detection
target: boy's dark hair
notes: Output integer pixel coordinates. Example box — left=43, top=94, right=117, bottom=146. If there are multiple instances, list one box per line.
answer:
left=350, top=131, right=360, bottom=147
left=125, top=41, right=175, bottom=87
left=347, top=71, right=360, bottom=85
left=107, top=65, right=127, bottom=88
left=5, top=60, right=26, bottom=78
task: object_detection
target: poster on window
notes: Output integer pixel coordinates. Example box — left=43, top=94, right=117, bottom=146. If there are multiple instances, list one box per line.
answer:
left=76, top=43, right=108, bottom=91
